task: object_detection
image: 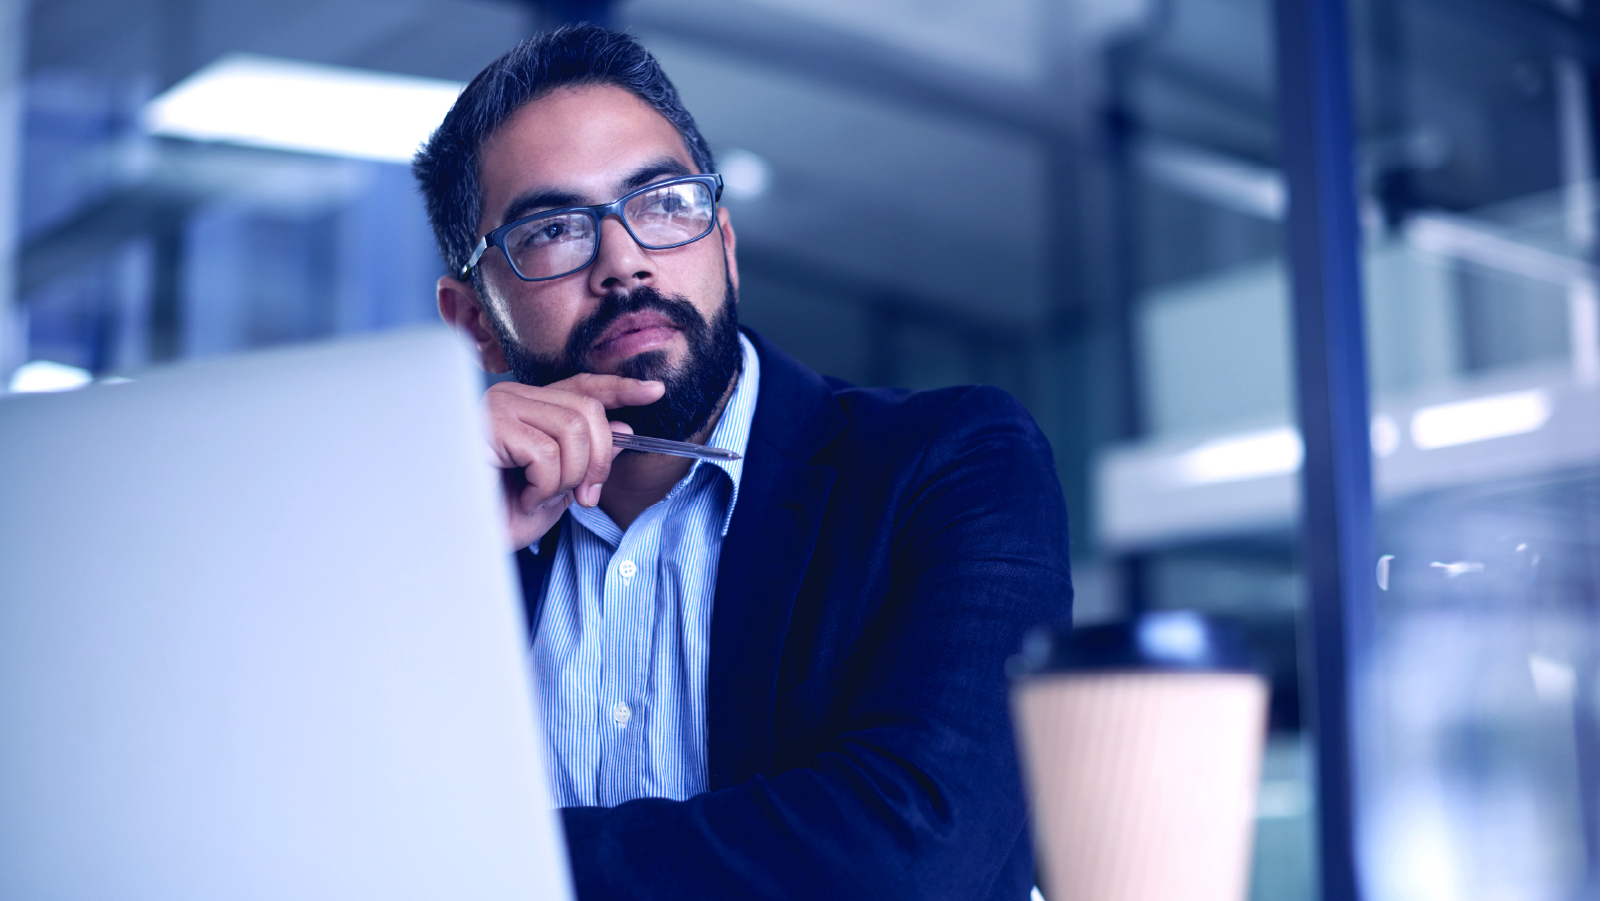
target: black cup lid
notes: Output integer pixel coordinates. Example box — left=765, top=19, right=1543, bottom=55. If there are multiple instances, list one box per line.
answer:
left=1008, top=611, right=1261, bottom=676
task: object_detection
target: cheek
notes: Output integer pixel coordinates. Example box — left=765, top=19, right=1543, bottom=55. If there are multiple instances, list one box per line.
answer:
left=682, top=246, right=732, bottom=314
left=490, top=286, right=581, bottom=356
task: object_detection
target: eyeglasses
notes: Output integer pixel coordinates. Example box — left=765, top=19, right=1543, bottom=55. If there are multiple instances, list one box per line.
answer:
left=461, top=174, right=724, bottom=281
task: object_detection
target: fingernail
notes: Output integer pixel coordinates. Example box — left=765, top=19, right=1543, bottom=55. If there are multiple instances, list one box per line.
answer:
left=582, top=483, right=603, bottom=507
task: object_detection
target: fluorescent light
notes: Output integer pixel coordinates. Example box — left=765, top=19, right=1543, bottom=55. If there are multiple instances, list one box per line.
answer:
left=1370, top=414, right=1400, bottom=457
left=1139, top=612, right=1207, bottom=659
left=1142, top=139, right=1285, bottom=220
left=1178, top=426, right=1303, bottom=484
left=144, top=54, right=463, bottom=164
left=8, top=360, right=92, bottom=394
left=1428, top=560, right=1484, bottom=577
left=1410, top=389, right=1551, bottom=450
left=719, top=148, right=772, bottom=201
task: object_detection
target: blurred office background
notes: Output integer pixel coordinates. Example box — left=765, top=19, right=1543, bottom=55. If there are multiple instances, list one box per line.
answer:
left=0, top=0, right=1594, bottom=898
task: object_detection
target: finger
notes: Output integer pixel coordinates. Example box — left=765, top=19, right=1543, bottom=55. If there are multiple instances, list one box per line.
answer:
left=503, top=485, right=569, bottom=551
left=487, top=393, right=593, bottom=480
left=540, top=403, right=594, bottom=504
left=543, top=372, right=665, bottom=409
left=492, top=418, right=580, bottom=510
left=528, top=486, right=573, bottom=515
left=513, top=427, right=568, bottom=501
left=484, top=380, right=656, bottom=509
left=500, top=451, right=555, bottom=520
left=498, top=405, right=589, bottom=503
left=486, top=394, right=607, bottom=509
left=487, top=377, right=660, bottom=414
left=515, top=390, right=615, bottom=507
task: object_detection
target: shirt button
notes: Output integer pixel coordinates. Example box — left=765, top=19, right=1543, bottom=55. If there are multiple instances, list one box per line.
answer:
left=611, top=702, right=632, bottom=725
left=617, top=559, right=637, bottom=579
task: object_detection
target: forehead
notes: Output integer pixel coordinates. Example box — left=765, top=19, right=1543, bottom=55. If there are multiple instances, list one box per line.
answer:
left=476, top=84, right=695, bottom=228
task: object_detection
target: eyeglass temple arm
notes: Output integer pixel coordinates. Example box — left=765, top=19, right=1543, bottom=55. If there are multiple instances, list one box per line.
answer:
left=461, top=237, right=489, bottom=278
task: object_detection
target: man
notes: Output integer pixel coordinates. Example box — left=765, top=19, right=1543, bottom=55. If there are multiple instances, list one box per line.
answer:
left=413, top=25, right=1072, bottom=900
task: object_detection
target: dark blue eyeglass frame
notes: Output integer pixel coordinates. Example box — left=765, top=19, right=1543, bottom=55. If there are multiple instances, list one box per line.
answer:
left=460, top=174, right=724, bottom=281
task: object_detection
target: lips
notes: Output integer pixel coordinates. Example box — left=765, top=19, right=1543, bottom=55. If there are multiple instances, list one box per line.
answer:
left=590, top=310, right=682, bottom=360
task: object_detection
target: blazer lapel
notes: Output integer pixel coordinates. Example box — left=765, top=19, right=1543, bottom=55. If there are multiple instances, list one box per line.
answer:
left=706, top=331, right=844, bottom=790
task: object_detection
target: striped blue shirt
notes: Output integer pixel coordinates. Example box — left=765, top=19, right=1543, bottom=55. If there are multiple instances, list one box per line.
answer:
left=530, top=334, right=759, bottom=807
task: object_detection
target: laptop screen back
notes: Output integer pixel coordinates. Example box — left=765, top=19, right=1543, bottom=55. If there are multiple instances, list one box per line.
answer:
left=0, top=328, right=571, bottom=900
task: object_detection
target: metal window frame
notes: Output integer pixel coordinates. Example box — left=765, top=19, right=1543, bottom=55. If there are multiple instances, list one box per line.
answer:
left=1272, top=0, right=1374, bottom=899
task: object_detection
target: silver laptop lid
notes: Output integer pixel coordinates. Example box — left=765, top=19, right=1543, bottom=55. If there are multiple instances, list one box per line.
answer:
left=0, top=327, right=571, bottom=900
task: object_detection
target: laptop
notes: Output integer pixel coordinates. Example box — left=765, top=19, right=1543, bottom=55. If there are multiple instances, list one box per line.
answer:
left=0, top=328, right=573, bottom=900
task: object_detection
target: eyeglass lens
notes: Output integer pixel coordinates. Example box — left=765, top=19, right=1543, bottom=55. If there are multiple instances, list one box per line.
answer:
left=503, top=181, right=716, bottom=280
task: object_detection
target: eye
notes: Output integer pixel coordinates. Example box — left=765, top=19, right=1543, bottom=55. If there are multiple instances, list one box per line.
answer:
left=636, top=188, right=698, bottom=218
left=515, top=215, right=589, bottom=250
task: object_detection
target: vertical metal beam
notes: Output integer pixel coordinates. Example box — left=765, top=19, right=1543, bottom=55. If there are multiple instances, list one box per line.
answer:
left=1098, top=9, right=1171, bottom=621
left=0, top=0, right=26, bottom=389
left=1042, top=139, right=1098, bottom=576
left=148, top=219, right=186, bottom=363
left=1272, top=1, right=1374, bottom=900
left=148, top=0, right=197, bottom=365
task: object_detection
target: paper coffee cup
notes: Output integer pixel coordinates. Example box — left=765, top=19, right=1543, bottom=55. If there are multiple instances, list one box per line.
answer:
left=1009, top=612, right=1269, bottom=901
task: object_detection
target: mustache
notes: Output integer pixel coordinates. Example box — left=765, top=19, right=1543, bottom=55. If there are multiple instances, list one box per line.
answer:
left=563, top=287, right=699, bottom=369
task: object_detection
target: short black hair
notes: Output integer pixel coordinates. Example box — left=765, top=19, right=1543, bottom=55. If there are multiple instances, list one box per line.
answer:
left=412, top=25, right=717, bottom=281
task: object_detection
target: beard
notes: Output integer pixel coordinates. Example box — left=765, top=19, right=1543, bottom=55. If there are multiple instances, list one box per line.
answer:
left=491, top=278, right=741, bottom=442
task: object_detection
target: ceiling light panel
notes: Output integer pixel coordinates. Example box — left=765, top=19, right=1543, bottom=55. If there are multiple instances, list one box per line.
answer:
left=144, top=54, right=463, bottom=164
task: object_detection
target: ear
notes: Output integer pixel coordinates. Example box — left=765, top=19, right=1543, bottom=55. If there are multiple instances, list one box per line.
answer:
left=717, top=207, right=739, bottom=298
left=437, top=275, right=510, bottom=373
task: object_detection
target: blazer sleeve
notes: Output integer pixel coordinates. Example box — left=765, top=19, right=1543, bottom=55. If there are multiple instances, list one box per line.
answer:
left=559, top=386, right=1074, bottom=900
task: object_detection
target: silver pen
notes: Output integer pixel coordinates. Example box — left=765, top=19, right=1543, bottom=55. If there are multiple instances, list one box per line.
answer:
left=610, top=431, right=742, bottom=462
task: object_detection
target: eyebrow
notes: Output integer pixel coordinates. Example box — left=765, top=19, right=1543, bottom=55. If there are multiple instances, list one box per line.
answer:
left=618, top=158, right=694, bottom=192
left=498, top=157, right=697, bottom=227
left=500, top=188, right=586, bottom=227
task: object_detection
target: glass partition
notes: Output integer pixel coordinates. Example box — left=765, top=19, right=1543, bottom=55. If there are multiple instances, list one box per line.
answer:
left=1349, top=0, right=1599, bottom=897
left=1082, top=0, right=1317, bottom=896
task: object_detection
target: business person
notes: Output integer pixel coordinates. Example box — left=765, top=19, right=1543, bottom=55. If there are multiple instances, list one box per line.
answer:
left=414, top=25, right=1073, bottom=899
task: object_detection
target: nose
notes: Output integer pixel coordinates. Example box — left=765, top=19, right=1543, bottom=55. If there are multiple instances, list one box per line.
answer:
left=586, top=215, right=653, bottom=294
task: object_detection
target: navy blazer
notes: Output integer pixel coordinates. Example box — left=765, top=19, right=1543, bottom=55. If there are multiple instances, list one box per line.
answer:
left=516, top=329, right=1073, bottom=900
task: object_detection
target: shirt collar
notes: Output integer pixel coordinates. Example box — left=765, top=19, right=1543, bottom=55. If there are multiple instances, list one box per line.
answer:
left=700, top=331, right=759, bottom=532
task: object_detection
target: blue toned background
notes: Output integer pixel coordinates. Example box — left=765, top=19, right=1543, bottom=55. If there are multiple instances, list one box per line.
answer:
left=0, top=0, right=1594, bottom=899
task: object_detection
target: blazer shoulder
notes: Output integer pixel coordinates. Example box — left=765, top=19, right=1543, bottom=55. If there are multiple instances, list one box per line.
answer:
left=830, top=382, right=1045, bottom=444
left=744, top=328, right=1048, bottom=464
left=817, top=382, right=1056, bottom=491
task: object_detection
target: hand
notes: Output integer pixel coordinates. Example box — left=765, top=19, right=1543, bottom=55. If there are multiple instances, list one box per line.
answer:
left=483, top=373, right=666, bottom=550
